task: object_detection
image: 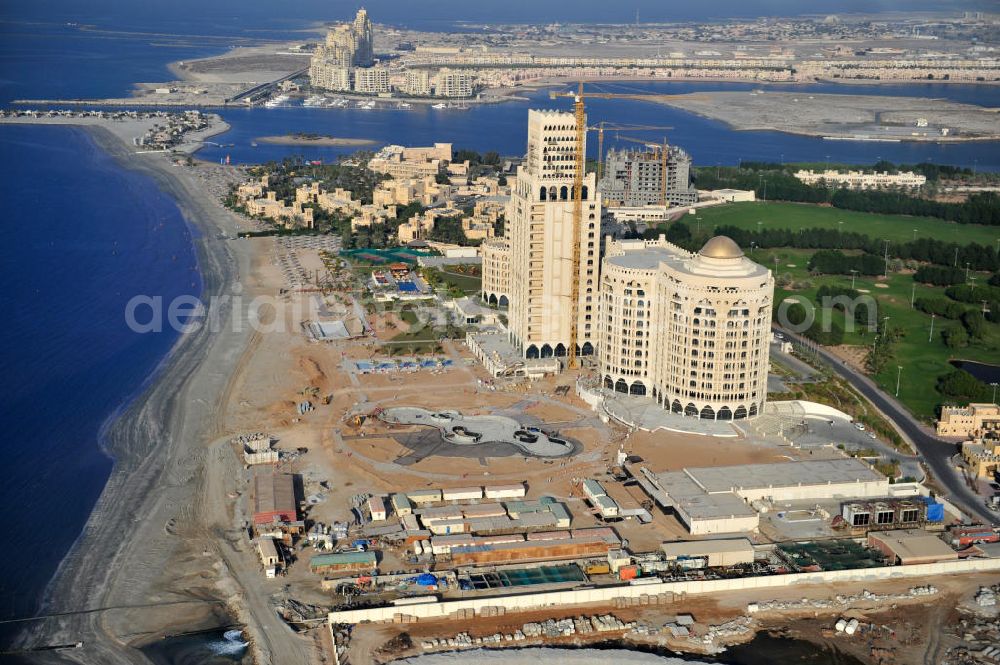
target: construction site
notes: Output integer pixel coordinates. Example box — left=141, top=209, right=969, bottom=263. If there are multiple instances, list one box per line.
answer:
left=183, top=86, right=1000, bottom=665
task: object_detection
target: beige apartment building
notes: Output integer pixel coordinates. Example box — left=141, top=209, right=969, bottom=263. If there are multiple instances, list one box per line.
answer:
left=401, top=69, right=432, bottom=96
left=481, top=239, right=511, bottom=308
left=504, top=109, right=601, bottom=359
left=794, top=169, right=927, bottom=190
left=599, top=235, right=773, bottom=420
left=354, top=67, right=390, bottom=94
left=435, top=69, right=476, bottom=97
left=368, top=143, right=452, bottom=180
left=937, top=403, right=1000, bottom=437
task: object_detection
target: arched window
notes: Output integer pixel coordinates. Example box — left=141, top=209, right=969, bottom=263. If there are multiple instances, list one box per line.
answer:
left=539, top=186, right=547, bottom=201
left=581, top=342, right=594, bottom=356
left=526, top=345, right=539, bottom=359
left=671, top=400, right=683, bottom=413
left=733, top=405, right=747, bottom=420
left=700, top=405, right=715, bottom=420
left=629, top=381, right=646, bottom=396
left=717, top=406, right=733, bottom=421
left=554, top=343, right=566, bottom=357
left=581, top=185, right=588, bottom=200
left=498, top=295, right=509, bottom=307
left=560, top=186, right=568, bottom=201
left=540, top=344, right=553, bottom=358
left=604, top=375, right=614, bottom=389
left=684, top=403, right=698, bottom=417
left=549, top=186, right=557, bottom=200
left=749, top=403, right=758, bottom=417
left=488, top=294, right=498, bottom=307
left=615, top=379, right=628, bottom=393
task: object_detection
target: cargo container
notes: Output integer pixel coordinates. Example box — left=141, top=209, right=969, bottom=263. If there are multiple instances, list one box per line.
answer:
left=584, top=562, right=611, bottom=575
left=618, top=565, right=639, bottom=581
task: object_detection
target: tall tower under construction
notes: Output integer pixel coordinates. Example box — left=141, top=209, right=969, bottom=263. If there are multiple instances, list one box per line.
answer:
left=504, top=109, right=601, bottom=360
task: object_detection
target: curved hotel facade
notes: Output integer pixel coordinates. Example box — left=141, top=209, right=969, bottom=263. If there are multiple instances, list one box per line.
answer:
left=480, top=108, right=773, bottom=419
left=598, top=235, right=773, bottom=420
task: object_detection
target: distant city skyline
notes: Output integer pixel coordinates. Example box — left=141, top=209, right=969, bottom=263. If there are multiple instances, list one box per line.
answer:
left=5, top=0, right=998, bottom=32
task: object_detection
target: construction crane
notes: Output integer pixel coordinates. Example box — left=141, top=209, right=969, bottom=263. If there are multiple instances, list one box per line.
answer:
left=590, top=121, right=674, bottom=181
left=547, top=82, right=683, bottom=369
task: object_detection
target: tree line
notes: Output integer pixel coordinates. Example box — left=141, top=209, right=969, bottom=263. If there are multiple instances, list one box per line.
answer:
left=693, top=163, right=1000, bottom=226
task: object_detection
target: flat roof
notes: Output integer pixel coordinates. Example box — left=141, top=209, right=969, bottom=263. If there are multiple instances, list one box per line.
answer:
left=870, top=529, right=957, bottom=561
left=654, top=470, right=758, bottom=521
left=684, top=459, right=884, bottom=494
left=661, top=538, right=754, bottom=558
left=606, top=245, right=678, bottom=271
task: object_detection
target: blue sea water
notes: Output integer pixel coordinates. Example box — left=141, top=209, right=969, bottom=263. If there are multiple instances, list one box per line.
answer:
left=0, top=126, right=200, bottom=633
left=198, top=80, right=1000, bottom=170
left=1, top=0, right=1000, bottom=650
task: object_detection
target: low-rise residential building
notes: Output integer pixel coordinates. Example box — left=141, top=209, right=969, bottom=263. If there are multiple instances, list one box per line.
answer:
left=369, top=143, right=452, bottom=180
left=937, top=403, right=1000, bottom=437
left=962, top=437, right=1000, bottom=479
left=793, top=169, right=927, bottom=190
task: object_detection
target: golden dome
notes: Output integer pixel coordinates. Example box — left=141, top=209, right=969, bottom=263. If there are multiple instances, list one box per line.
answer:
left=699, top=235, right=744, bottom=259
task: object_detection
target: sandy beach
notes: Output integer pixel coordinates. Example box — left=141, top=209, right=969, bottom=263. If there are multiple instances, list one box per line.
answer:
left=255, top=134, right=376, bottom=147
left=9, top=120, right=302, bottom=664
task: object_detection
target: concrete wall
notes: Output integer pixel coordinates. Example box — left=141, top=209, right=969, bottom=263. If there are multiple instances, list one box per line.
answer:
left=327, top=557, right=1000, bottom=625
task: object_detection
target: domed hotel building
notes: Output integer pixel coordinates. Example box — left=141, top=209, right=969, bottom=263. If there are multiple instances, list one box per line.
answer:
left=598, top=235, right=774, bottom=420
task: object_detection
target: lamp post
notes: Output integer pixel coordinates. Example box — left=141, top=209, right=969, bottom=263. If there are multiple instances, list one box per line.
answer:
left=912, top=228, right=917, bottom=242
left=929, top=313, right=935, bottom=343
left=966, top=262, right=971, bottom=281
left=883, top=240, right=890, bottom=277
left=911, top=282, right=916, bottom=308
left=896, top=366, right=902, bottom=397
left=992, top=382, right=998, bottom=405
left=850, top=269, right=858, bottom=289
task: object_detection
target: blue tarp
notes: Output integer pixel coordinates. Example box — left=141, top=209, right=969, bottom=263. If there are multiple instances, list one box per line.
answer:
left=415, top=573, right=438, bottom=586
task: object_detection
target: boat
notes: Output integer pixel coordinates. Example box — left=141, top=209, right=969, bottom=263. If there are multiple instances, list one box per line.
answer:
left=357, top=100, right=376, bottom=109
left=263, top=94, right=290, bottom=109
left=303, top=95, right=326, bottom=107
left=397, top=102, right=412, bottom=109
left=431, top=103, right=447, bottom=109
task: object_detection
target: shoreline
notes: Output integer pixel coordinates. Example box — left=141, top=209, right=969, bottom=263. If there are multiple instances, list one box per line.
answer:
left=12, top=122, right=258, bottom=663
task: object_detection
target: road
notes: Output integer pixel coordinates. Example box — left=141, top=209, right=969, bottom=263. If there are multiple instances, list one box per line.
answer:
left=775, top=325, right=997, bottom=526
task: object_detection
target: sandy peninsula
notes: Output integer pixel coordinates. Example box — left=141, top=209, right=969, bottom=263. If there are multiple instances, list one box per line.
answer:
left=646, top=90, right=1000, bottom=142
left=255, top=134, right=376, bottom=147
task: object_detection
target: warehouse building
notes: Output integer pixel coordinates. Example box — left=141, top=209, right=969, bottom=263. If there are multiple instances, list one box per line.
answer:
left=868, top=530, right=958, bottom=566
left=660, top=538, right=755, bottom=568
left=309, top=551, right=378, bottom=575
left=633, top=459, right=890, bottom=535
